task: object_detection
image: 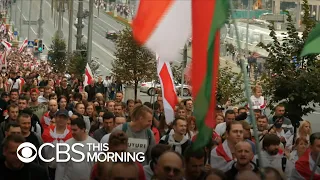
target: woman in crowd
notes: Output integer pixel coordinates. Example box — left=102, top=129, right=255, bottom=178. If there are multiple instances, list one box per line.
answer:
left=296, top=120, right=312, bottom=143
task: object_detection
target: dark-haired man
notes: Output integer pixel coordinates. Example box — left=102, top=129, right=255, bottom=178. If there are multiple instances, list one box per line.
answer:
left=211, top=121, right=244, bottom=172
left=0, top=134, right=49, bottom=179
left=184, top=147, right=207, bottom=180
left=93, top=111, right=115, bottom=142
left=159, top=118, right=191, bottom=155
left=215, top=110, right=236, bottom=137
left=55, top=118, right=99, bottom=180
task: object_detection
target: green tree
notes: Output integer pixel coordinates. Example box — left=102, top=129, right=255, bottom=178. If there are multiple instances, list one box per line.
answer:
left=112, top=27, right=157, bottom=100
left=217, top=63, right=245, bottom=105
left=257, top=0, right=320, bottom=127
left=48, top=32, right=67, bottom=73
left=68, top=42, right=87, bottom=78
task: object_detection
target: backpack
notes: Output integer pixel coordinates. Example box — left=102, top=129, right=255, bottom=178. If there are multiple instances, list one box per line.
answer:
left=122, top=122, right=152, bottom=146
left=256, top=156, right=287, bottom=172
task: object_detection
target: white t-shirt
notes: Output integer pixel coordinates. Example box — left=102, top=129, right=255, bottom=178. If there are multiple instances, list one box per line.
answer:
left=100, top=133, right=110, bottom=144
left=8, top=78, right=21, bottom=90
left=55, top=136, right=99, bottom=180
left=215, top=122, right=227, bottom=136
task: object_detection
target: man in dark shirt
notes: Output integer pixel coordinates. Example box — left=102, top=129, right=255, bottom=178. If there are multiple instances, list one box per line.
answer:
left=17, top=113, right=43, bottom=165
left=55, top=77, right=72, bottom=99
left=225, top=141, right=259, bottom=179
left=184, top=146, right=207, bottom=180
left=92, top=111, right=115, bottom=142
left=0, top=134, right=49, bottom=180
left=85, top=80, right=96, bottom=102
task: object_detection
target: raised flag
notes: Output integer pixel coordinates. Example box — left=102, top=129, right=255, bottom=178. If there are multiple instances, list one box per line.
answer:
left=83, top=63, right=93, bottom=87
left=18, top=38, right=28, bottom=53
left=132, top=0, right=191, bottom=63
left=156, top=54, right=178, bottom=124
left=192, top=0, right=229, bottom=149
left=0, top=51, right=7, bottom=69
left=1, top=40, right=12, bottom=52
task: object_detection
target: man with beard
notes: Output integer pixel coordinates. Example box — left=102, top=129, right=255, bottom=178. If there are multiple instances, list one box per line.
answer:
left=255, top=134, right=291, bottom=175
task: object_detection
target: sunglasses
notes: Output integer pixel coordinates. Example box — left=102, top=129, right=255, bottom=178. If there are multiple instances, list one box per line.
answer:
left=163, top=166, right=181, bottom=175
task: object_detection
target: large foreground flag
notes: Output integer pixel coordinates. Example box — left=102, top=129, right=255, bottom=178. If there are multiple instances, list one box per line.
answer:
left=301, top=23, right=320, bottom=57
left=132, top=0, right=191, bottom=62
left=192, top=0, right=230, bottom=150
left=83, top=63, right=93, bottom=87
left=156, top=54, right=178, bottom=124
left=18, top=38, right=28, bottom=53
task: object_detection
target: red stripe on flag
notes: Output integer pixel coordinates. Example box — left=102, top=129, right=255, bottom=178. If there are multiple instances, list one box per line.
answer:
left=159, top=63, right=178, bottom=110
left=205, top=31, right=220, bottom=128
left=132, top=0, right=174, bottom=44
left=85, top=69, right=93, bottom=85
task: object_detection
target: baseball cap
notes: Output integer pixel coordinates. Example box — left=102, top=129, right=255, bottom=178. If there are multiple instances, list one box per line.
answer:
left=56, top=110, right=69, bottom=117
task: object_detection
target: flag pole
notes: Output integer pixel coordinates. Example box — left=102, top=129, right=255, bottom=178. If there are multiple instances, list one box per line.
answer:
left=229, top=0, right=264, bottom=172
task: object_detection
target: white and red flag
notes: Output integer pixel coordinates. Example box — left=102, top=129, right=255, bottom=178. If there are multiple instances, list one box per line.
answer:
left=132, top=0, right=191, bottom=63
left=1, top=40, right=12, bottom=52
left=18, top=38, right=28, bottom=53
left=156, top=54, right=178, bottom=124
left=83, top=63, right=93, bottom=87
left=0, top=51, right=7, bottom=68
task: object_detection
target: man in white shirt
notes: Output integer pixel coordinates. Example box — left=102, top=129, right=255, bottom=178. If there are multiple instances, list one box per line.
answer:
left=8, top=71, right=21, bottom=91
left=211, top=121, right=244, bottom=172
left=215, top=110, right=236, bottom=137
left=55, top=118, right=99, bottom=180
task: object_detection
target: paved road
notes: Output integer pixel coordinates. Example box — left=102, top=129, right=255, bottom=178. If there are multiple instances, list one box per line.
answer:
left=13, top=0, right=125, bottom=77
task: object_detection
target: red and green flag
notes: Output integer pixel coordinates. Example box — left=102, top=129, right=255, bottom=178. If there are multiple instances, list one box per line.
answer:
left=132, top=0, right=230, bottom=150
left=191, top=0, right=230, bottom=150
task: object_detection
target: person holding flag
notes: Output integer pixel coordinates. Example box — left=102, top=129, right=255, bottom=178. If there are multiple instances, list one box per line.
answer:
left=42, top=109, right=72, bottom=180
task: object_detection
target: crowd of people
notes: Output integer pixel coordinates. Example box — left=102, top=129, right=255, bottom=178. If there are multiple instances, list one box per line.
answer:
left=0, top=34, right=317, bottom=180
left=94, top=0, right=133, bottom=19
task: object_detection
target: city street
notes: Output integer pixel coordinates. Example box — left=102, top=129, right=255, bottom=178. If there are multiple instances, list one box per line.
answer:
left=14, top=0, right=125, bottom=77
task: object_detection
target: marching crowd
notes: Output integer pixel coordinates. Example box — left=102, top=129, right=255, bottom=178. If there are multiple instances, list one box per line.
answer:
left=0, top=50, right=318, bottom=179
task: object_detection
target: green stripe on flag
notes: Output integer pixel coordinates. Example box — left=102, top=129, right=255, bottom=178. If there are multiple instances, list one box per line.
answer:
left=193, top=0, right=230, bottom=150
left=301, top=23, right=320, bottom=57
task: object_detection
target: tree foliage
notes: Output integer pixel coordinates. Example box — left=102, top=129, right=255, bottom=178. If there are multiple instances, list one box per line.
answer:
left=257, top=0, right=320, bottom=125
left=112, top=27, right=157, bottom=100
left=217, top=63, right=245, bottom=105
left=48, top=32, right=67, bottom=73
left=171, top=63, right=183, bottom=83
left=68, top=42, right=87, bottom=78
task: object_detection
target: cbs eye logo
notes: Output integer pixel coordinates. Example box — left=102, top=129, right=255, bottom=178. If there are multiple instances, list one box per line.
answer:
left=17, top=142, right=38, bottom=163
